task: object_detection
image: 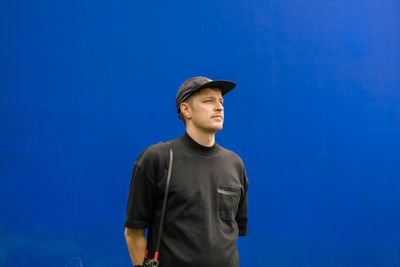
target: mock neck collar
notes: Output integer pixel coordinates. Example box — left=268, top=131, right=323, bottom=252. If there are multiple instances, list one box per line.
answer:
left=180, top=132, right=219, bottom=156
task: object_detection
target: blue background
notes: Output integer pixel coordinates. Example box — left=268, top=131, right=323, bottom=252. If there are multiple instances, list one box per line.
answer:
left=1, top=0, right=400, bottom=266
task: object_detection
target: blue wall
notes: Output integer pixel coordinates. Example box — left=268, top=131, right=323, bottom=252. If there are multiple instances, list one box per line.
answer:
left=1, top=0, right=399, bottom=266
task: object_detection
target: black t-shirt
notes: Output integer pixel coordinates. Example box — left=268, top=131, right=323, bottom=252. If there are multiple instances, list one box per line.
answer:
left=125, top=132, right=248, bottom=267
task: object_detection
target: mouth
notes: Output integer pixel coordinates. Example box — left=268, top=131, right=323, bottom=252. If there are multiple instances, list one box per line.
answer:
left=212, top=115, right=224, bottom=120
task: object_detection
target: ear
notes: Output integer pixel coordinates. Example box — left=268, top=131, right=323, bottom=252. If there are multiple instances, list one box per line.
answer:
left=180, top=102, right=192, bottom=120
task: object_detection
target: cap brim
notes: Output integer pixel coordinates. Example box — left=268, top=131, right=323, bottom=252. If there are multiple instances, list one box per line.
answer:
left=197, top=80, right=236, bottom=96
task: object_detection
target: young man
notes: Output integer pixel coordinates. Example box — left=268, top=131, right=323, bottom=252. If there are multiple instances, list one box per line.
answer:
left=124, top=76, right=249, bottom=267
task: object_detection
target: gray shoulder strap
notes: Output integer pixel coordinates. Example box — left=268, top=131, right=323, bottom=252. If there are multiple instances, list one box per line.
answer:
left=154, top=142, right=173, bottom=260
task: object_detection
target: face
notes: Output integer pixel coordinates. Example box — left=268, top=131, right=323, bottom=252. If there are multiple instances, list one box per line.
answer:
left=181, top=88, right=224, bottom=133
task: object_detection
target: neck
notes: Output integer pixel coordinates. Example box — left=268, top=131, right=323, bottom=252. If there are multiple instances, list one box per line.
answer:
left=186, top=127, right=216, bottom=147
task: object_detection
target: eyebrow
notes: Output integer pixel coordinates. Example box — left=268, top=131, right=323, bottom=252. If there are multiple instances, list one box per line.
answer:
left=203, top=96, right=224, bottom=101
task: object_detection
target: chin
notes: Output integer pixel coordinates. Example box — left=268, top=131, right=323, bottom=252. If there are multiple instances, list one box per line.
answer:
left=210, top=124, right=223, bottom=132
left=196, top=122, right=223, bottom=133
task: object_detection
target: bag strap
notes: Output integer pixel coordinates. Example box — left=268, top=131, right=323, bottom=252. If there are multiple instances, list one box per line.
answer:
left=153, top=142, right=173, bottom=261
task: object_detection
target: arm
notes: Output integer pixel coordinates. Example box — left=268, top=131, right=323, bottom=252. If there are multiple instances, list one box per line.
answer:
left=124, top=227, right=147, bottom=266
left=236, top=166, right=249, bottom=236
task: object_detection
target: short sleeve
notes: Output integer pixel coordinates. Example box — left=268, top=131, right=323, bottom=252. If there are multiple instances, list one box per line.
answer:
left=124, top=159, right=155, bottom=229
left=236, top=167, right=249, bottom=236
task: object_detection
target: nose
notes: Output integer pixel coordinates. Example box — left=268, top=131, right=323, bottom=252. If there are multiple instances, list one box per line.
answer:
left=215, top=101, right=224, bottom=111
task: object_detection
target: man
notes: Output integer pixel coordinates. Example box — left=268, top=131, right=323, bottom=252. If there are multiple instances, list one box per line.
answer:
left=124, top=76, right=249, bottom=267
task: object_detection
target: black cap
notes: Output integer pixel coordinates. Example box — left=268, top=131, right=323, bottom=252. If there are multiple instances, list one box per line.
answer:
left=176, top=76, right=236, bottom=114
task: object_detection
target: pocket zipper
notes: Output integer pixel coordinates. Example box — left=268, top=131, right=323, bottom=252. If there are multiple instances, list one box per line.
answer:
left=217, top=189, right=240, bottom=197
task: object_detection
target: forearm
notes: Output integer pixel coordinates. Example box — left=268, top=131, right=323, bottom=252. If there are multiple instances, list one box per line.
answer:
left=124, top=228, right=147, bottom=266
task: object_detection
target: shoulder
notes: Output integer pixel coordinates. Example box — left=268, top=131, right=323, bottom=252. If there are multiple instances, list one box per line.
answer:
left=133, top=141, right=173, bottom=183
left=136, top=142, right=170, bottom=169
left=218, top=145, right=249, bottom=187
left=218, top=145, right=245, bottom=168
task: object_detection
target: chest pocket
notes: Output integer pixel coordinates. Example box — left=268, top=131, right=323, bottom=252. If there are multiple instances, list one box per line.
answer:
left=218, top=185, right=241, bottom=222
